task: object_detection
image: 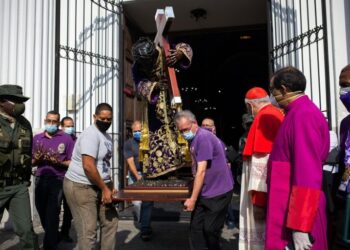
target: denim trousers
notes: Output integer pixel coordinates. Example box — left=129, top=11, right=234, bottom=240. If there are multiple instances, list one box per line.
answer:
left=35, top=176, right=63, bottom=250
left=63, top=178, right=118, bottom=250
left=128, top=172, right=153, bottom=233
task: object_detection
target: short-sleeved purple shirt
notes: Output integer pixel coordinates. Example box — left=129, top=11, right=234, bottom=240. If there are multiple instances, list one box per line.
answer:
left=33, top=130, right=75, bottom=178
left=190, top=128, right=234, bottom=198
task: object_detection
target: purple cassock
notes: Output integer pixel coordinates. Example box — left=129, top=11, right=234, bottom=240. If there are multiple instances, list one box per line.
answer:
left=266, top=95, right=330, bottom=249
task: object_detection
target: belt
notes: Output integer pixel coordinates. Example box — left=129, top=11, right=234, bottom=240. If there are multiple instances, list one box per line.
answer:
left=0, top=178, right=23, bottom=188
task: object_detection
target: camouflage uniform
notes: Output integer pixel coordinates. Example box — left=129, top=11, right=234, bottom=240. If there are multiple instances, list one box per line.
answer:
left=0, top=84, right=38, bottom=250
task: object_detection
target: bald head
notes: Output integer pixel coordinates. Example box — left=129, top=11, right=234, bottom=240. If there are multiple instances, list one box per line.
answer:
left=201, top=118, right=216, bottom=134
left=131, top=120, right=141, bottom=132
left=339, top=64, right=350, bottom=87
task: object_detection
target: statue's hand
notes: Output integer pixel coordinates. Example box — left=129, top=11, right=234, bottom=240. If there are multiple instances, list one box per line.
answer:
left=166, top=49, right=184, bottom=66
left=156, top=79, right=168, bottom=90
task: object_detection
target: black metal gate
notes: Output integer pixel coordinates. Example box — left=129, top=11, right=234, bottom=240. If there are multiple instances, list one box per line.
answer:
left=54, top=0, right=123, bottom=185
left=268, top=0, right=331, bottom=122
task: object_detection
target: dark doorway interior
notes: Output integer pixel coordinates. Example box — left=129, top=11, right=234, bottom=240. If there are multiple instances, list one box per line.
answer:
left=172, top=27, right=269, bottom=148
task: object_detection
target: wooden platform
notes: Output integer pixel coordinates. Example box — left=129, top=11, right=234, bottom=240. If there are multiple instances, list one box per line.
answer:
left=113, top=178, right=193, bottom=202
left=113, top=189, right=190, bottom=202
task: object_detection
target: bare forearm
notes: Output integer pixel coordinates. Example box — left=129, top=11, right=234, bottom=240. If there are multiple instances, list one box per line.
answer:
left=191, top=170, right=205, bottom=201
left=126, top=158, right=140, bottom=178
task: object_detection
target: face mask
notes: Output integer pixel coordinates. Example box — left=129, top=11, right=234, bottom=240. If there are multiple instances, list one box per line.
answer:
left=269, top=93, right=280, bottom=107
left=64, top=127, right=75, bottom=135
left=202, top=127, right=214, bottom=133
left=340, top=87, right=350, bottom=112
left=133, top=131, right=141, bottom=141
left=96, top=120, right=111, bottom=132
left=1, top=101, right=25, bottom=117
left=182, top=130, right=195, bottom=141
left=45, top=124, right=58, bottom=134
left=274, top=91, right=303, bottom=107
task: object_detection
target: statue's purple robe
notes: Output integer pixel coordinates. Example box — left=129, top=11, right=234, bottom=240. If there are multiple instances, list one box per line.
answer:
left=266, top=95, right=330, bottom=250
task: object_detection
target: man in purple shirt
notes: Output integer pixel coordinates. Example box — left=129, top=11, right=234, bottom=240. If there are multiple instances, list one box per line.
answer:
left=175, top=110, right=234, bottom=250
left=32, top=111, right=75, bottom=250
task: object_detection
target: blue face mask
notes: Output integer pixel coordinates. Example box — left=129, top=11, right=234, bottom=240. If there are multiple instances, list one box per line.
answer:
left=133, top=131, right=141, bottom=141
left=182, top=130, right=195, bottom=141
left=340, top=87, right=350, bottom=112
left=45, top=124, right=58, bottom=134
left=64, top=127, right=75, bottom=135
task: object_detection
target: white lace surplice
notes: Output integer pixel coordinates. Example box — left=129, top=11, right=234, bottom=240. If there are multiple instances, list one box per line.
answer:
left=239, top=154, right=269, bottom=250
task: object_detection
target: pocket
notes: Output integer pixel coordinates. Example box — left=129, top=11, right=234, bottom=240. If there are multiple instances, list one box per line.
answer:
left=0, top=152, right=10, bottom=167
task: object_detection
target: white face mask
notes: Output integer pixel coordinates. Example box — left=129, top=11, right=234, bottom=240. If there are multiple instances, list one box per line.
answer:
left=269, top=93, right=280, bottom=107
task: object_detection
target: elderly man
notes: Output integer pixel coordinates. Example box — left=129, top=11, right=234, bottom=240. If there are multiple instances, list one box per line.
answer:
left=239, top=87, right=284, bottom=250
left=266, top=67, right=329, bottom=249
left=175, top=110, right=233, bottom=250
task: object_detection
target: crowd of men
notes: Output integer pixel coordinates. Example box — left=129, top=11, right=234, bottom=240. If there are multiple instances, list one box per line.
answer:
left=1, top=65, right=350, bottom=250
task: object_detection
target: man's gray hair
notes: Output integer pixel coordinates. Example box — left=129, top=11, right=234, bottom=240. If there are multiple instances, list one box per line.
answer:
left=245, top=95, right=270, bottom=104
left=175, top=110, right=197, bottom=123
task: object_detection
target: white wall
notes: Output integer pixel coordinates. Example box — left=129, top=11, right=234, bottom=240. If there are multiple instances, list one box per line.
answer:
left=0, top=0, right=56, bottom=131
left=325, top=0, right=350, bottom=129
left=0, top=0, right=122, bottom=229
left=0, top=0, right=56, bottom=229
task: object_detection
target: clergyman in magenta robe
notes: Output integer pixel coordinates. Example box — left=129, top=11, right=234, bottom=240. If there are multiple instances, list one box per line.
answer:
left=266, top=66, right=330, bottom=250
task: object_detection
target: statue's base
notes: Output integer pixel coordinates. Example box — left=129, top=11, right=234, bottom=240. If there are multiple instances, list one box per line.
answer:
left=113, top=178, right=193, bottom=202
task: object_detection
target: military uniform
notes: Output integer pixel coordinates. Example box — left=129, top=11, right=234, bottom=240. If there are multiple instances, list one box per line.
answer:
left=0, top=85, right=38, bottom=250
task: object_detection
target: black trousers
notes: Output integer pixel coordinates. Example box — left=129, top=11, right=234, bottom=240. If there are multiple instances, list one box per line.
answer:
left=189, top=190, right=233, bottom=250
left=60, top=194, right=73, bottom=236
left=35, top=176, right=63, bottom=250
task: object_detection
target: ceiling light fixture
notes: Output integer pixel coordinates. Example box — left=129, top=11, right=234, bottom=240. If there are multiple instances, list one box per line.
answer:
left=190, top=8, right=207, bottom=21
left=240, top=35, right=252, bottom=40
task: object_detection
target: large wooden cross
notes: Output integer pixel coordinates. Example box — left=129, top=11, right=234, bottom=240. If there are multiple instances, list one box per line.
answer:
left=154, top=6, right=182, bottom=110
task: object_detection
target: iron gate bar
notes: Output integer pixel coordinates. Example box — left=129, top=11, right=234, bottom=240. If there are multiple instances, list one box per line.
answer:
left=74, top=0, right=78, bottom=122
left=118, top=3, right=124, bottom=191
left=59, top=45, right=119, bottom=69
left=54, top=0, right=61, bottom=111
left=271, top=26, right=324, bottom=60
left=321, top=0, right=332, bottom=126
left=306, top=0, right=314, bottom=102
left=314, top=0, right=322, bottom=109
left=82, top=0, right=86, bottom=126
left=292, top=0, right=297, bottom=68
left=299, top=0, right=304, bottom=73
left=91, top=0, right=121, bottom=15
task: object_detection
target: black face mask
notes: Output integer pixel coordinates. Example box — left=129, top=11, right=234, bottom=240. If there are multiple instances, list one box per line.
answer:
left=96, top=120, right=111, bottom=132
left=0, top=101, right=25, bottom=117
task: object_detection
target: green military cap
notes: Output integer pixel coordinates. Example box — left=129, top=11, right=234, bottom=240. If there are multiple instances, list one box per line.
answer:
left=0, top=84, right=29, bottom=102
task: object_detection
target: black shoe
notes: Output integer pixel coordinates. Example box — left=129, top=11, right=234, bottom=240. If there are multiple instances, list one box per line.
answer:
left=60, top=234, right=74, bottom=243
left=140, top=231, right=152, bottom=241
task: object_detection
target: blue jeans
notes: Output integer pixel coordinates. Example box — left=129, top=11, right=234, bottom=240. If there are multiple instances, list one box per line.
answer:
left=128, top=172, right=153, bottom=233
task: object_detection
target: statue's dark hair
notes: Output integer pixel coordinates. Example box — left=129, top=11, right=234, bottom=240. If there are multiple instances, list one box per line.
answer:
left=132, top=37, right=157, bottom=64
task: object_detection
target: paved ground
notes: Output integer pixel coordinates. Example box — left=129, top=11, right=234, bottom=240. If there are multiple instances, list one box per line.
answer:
left=0, top=193, right=240, bottom=250
left=1, top=191, right=349, bottom=250
left=0, top=220, right=239, bottom=250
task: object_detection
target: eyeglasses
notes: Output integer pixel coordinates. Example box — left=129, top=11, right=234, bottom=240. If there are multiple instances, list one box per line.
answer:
left=179, top=123, right=193, bottom=133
